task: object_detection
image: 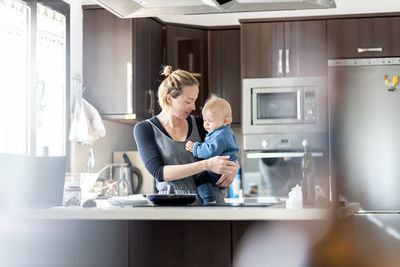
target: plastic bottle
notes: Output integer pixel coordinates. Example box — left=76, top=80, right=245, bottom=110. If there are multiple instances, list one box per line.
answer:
left=229, top=166, right=242, bottom=198
left=301, top=140, right=316, bottom=205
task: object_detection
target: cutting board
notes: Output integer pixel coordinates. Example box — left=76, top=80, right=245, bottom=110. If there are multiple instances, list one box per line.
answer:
left=113, top=151, right=155, bottom=194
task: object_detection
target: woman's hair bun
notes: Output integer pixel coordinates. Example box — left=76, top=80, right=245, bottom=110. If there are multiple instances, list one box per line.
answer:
left=162, top=65, right=173, bottom=77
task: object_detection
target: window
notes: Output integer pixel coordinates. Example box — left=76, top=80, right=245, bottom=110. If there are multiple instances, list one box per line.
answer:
left=0, top=0, right=70, bottom=156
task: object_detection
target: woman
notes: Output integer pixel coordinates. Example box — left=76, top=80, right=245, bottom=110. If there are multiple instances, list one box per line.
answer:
left=134, top=66, right=239, bottom=205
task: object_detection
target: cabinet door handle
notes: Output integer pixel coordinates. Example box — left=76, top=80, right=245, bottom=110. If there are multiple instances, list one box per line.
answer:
left=278, top=49, right=283, bottom=74
left=147, top=89, right=155, bottom=117
left=285, top=48, right=290, bottom=74
left=357, top=48, right=383, bottom=53
left=247, top=152, right=324, bottom=159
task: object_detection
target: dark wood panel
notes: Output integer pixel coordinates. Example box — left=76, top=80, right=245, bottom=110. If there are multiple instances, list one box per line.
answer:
left=83, top=9, right=132, bottom=114
left=83, top=10, right=163, bottom=121
left=166, top=26, right=205, bottom=70
left=133, top=18, right=151, bottom=119
left=242, top=20, right=326, bottom=78
left=209, top=29, right=241, bottom=124
left=231, top=221, right=255, bottom=255
left=133, top=18, right=164, bottom=119
left=240, top=12, right=400, bottom=23
left=285, top=20, right=327, bottom=76
left=166, top=26, right=208, bottom=114
left=149, top=19, right=164, bottom=116
left=241, top=22, right=284, bottom=78
left=209, top=30, right=223, bottom=97
left=327, top=17, right=400, bottom=59
left=129, top=220, right=231, bottom=267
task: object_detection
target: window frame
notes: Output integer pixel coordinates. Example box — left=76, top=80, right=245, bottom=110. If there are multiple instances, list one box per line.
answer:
left=24, top=0, right=70, bottom=169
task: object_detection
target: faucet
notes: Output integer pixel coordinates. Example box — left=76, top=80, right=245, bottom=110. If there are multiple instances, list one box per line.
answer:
left=87, top=147, right=95, bottom=173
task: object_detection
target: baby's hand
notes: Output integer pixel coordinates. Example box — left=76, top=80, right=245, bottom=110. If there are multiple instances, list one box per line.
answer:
left=185, top=141, right=194, bottom=152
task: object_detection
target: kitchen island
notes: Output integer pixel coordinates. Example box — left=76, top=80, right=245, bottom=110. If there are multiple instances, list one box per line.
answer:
left=2, top=203, right=359, bottom=267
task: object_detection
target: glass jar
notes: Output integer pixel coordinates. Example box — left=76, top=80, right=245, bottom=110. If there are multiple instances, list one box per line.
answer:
left=63, top=182, right=81, bottom=206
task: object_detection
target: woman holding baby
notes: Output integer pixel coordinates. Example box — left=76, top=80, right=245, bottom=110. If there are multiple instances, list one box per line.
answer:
left=134, top=66, right=239, bottom=205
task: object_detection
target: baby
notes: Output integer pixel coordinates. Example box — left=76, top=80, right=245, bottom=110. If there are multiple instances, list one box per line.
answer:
left=185, top=95, right=239, bottom=205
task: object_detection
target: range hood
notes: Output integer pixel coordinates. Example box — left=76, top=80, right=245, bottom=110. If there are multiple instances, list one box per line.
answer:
left=92, top=0, right=336, bottom=18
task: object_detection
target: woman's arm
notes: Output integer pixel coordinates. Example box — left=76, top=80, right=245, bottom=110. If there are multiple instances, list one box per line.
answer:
left=133, top=121, right=165, bottom=181
left=163, top=155, right=237, bottom=181
left=134, top=118, right=237, bottom=182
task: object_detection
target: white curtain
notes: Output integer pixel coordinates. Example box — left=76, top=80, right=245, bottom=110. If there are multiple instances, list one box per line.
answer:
left=0, top=0, right=29, bottom=154
left=36, top=2, right=66, bottom=156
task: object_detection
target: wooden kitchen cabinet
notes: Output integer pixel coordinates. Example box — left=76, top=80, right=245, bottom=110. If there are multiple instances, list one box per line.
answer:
left=129, top=221, right=231, bottom=267
left=133, top=18, right=164, bottom=118
left=166, top=25, right=208, bottom=115
left=83, top=9, right=163, bottom=122
left=242, top=20, right=326, bottom=78
left=327, top=17, right=400, bottom=59
left=209, top=29, right=241, bottom=124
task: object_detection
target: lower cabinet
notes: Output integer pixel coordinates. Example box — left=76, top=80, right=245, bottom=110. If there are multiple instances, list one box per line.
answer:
left=129, top=220, right=256, bottom=267
left=3, top=219, right=255, bottom=267
left=2, top=220, right=129, bottom=267
left=130, top=221, right=232, bottom=267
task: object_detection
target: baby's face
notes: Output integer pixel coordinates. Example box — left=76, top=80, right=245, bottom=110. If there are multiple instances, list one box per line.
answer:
left=202, top=109, right=227, bottom=133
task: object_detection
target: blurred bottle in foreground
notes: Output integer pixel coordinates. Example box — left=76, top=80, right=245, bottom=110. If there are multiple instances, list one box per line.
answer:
left=301, top=140, right=315, bottom=205
left=229, top=166, right=242, bottom=198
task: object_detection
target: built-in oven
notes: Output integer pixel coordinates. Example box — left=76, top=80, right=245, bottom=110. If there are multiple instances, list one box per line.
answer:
left=242, top=76, right=328, bottom=151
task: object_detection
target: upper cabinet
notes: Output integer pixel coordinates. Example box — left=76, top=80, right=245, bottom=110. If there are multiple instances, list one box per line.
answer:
left=327, top=17, right=400, bottom=59
left=83, top=9, right=163, bottom=122
left=242, top=20, right=326, bottom=78
left=132, top=18, right=164, bottom=119
left=166, top=25, right=208, bottom=115
left=209, top=29, right=241, bottom=124
left=83, top=9, right=132, bottom=116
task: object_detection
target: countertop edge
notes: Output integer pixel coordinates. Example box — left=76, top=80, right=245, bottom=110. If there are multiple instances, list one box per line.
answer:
left=11, top=203, right=360, bottom=221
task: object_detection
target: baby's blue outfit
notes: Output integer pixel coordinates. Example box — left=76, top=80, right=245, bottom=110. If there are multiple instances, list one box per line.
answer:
left=192, top=125, right=239, bottom=205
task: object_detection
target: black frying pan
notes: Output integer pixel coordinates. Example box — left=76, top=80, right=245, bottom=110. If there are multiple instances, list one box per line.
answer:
left=146, top=194, right=197, bottom=206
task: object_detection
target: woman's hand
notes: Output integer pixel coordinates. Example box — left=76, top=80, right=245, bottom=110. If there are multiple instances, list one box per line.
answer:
left=215, top=161, right=239, bottom=187
left=206, top=156, right=239, bottom=187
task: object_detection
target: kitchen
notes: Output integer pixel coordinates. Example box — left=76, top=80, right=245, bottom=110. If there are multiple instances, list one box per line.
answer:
left=1, top=0, right=400, bottom=266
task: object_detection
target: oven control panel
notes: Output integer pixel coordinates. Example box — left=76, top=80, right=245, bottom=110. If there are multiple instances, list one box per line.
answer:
left=303, top=88, right=317, bottom=122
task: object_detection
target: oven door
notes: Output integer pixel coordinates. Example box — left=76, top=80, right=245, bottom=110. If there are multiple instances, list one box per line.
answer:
left=252, top=87, right=302, bottom=125
left=242, top=151, right=329, bottom=199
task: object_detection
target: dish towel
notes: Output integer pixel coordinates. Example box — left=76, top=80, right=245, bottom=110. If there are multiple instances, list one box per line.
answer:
left=69, top=97, right=106, bottom=145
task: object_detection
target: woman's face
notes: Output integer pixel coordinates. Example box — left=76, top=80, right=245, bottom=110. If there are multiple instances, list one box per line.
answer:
left=168, top=85, right=199, bottom=119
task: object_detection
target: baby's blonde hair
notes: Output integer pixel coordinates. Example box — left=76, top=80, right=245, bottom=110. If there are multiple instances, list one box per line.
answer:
left=158, top=65, right=199, bottom=111
left=202, top=95, right=232, bottom=125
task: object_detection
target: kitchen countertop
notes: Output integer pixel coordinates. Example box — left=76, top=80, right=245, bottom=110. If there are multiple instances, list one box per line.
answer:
left=14, top=202, right=359, bottom=221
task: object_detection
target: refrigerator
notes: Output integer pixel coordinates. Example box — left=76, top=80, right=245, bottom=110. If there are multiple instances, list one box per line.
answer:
left=328, top=58, right=400, bottom=264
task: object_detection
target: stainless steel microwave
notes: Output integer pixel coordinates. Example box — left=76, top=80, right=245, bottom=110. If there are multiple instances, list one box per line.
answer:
left=242, top=76, right=328, bottom=151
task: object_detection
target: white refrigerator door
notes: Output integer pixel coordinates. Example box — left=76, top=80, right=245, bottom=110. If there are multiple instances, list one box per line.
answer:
left=329, top=63, right=400, bottom=211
